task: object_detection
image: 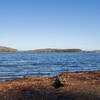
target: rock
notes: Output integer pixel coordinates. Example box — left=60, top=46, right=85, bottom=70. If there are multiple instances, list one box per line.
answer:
left=52, top=78, right=63, bottom=88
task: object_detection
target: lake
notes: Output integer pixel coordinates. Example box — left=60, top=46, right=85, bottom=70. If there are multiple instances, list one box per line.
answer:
left=0, top=52, right=100, bottom=81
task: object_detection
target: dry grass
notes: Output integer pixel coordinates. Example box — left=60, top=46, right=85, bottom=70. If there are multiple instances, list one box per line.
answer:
left=0, top=70, right=100, bottom=100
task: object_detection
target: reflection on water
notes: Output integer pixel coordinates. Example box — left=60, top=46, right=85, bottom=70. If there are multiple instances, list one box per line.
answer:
left=0, top=52, right=100, bottom=81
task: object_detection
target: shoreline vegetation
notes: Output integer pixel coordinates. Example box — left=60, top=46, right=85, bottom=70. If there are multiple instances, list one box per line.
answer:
left=0, top=70, right=100, bottom=100
left=0, top=46, right=100, bottom=52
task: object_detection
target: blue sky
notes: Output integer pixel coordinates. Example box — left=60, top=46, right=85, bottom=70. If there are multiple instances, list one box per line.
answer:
left=0, top=0, right=100, bottom=50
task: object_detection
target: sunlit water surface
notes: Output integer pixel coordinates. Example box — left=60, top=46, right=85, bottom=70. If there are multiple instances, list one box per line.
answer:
left=0, top=52, right=100, bottom=81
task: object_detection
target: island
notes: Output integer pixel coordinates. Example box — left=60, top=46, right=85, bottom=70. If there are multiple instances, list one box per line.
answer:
left=27, top=48, right=83, bottom=52
left=92, top=50, right=100, bottom=52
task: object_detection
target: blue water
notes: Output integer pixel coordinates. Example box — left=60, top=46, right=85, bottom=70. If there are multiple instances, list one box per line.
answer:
left=0, top=52, right=100, bottom=81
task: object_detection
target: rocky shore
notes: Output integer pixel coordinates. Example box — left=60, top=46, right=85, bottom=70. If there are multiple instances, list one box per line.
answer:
left=0, top=70, right=100, bottom=100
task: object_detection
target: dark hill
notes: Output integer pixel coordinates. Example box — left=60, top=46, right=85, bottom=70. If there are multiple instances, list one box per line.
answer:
left=0, top=46, right=18, bottom=52
left=27, top=48, right=83, bottom=52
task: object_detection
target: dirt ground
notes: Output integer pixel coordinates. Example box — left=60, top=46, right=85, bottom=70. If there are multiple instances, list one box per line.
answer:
left=0, top=70, right=100, bottom=100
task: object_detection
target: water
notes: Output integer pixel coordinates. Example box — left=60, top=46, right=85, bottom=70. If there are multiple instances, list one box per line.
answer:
left=0, top=52, right=100, bottom=81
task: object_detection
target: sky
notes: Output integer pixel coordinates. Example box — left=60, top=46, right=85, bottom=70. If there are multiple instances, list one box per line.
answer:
left=0, top=0, right=100, bottom=50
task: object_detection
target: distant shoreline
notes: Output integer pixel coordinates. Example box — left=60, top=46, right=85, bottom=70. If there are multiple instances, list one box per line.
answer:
left=0, top=46, right=100, bottom=52
left=26, top=48, right=83, bottom=52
